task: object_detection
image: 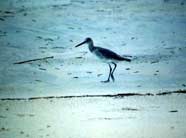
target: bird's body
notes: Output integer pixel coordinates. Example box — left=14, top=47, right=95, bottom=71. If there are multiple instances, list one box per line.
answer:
left=75, top=37, right=131, bottom=82
left=92, top=46, right=131, bottom=63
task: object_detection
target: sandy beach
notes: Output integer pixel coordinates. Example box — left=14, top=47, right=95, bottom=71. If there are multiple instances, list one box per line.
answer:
left=0, top=0, right=186, bottom=137
left=0, top=92, right=186, bottom=138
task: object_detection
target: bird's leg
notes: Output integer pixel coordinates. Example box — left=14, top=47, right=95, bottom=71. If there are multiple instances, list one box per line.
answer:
left=110, top=62, right=117, bottom=82
left=101, top=63, right=112, bottom=83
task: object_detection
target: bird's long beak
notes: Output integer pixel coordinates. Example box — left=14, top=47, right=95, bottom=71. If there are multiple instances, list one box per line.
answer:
left=75, top=40, right=86, bottom=47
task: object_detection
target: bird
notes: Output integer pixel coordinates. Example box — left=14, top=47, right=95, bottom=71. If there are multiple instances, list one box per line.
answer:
left=75, top=37, right=131, bottom=83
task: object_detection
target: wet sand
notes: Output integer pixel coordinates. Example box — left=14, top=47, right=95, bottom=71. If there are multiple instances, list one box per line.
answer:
left=0, top=0, right=186, bottom=98
left=0, top=0, right=186, bottom=137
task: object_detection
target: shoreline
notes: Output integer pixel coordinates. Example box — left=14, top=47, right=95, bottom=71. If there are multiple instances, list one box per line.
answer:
left=0, top=89, right=185, bottom=101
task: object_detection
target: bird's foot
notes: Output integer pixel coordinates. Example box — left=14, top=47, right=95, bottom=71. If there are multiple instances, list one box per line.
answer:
left=101, top=80, right=110, bottom=83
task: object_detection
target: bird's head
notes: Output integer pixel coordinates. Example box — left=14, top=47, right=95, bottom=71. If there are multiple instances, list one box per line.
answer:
left=75, top=37, right=93, bottom=47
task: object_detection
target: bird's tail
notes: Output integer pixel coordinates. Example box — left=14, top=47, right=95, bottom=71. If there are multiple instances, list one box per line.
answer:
left=118, top=56, right=132, bottom=62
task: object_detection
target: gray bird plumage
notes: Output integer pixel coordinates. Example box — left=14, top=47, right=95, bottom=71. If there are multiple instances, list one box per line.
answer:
left=92, top=46, right=131, bottom=62
left=75, top=37, right=131, bottom=82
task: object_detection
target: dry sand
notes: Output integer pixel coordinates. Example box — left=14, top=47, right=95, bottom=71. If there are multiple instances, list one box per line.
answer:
left=0, top=92, right=186, bottom=138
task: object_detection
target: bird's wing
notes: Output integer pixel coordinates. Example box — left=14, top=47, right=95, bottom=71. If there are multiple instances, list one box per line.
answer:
left=94, top=47, right=121, bottom=60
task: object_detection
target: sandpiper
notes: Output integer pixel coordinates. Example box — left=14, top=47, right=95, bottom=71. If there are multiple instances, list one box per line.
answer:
left=75, top=37, right=131, bottom=82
